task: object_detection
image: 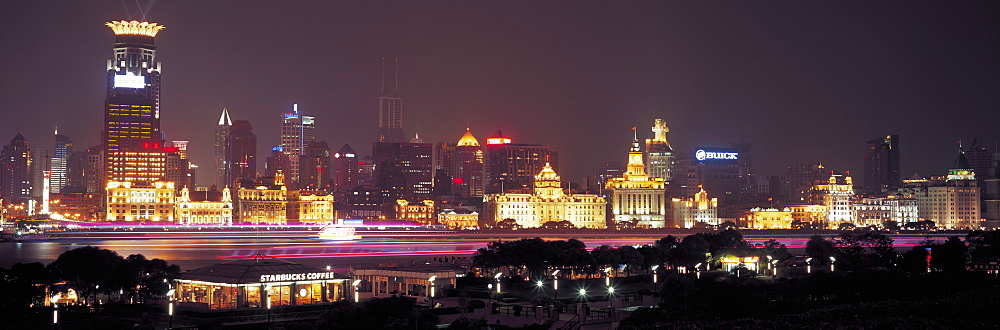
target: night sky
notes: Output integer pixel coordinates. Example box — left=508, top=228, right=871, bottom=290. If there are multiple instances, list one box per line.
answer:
left=1, top=1, right=997, bottom=186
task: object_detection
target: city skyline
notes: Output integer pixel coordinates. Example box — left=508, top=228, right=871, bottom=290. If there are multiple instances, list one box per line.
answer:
left=1, top=1, right=998, bottom=186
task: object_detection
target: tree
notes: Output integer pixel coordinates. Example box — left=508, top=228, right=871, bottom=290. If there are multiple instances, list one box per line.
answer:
left=834, top=231, right=896, bottom=270
left=932, top=236, right=969, bottom=272
left=837, top=222, right=856, bottom=231
left=756, top=239, right=790, bottom=261
left=541, top=220, right=575, bottom=229
left=719, top=221, right=738, bottom=230
left=48, top=246, right=125, bottom=302
left=882, top=220, right=900, bottom=231
left=618, top=245, right=645, bottom=274
left=591, top=245, right=622, bottom=268
left=805, top=235, right=836, bottom=265
left=903, top=220, right=936, bottom=231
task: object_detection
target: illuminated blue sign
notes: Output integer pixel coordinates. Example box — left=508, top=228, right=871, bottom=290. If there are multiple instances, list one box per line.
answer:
left=272, top=146, right=284, bottom=152
left=695, top=148, right=738, bottom=164
left=283, top=113, right=299, bottom=119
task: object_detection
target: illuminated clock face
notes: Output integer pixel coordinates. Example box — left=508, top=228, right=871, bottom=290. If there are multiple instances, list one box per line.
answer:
left=631, top=154, right=642, bottom=163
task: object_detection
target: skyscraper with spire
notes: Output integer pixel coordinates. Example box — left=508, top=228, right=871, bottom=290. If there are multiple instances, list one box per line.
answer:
left=378, top=58, right=405, bottom=143
left=215, top=108, right=232, bottom=187
left=280, top=104, right=315, bottom=188
left=102, top=20, right=168, bottom=185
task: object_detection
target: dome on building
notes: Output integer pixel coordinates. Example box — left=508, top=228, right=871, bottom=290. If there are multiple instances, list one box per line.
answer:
left=456, top=128, right=480, bottom=147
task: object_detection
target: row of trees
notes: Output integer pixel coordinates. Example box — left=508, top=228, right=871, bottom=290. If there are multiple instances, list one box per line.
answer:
left=473, top=229, right=788, bottom=278
left=805, top=229, right=1000, bottom=273
left=0, top=246, right=179, bottom=310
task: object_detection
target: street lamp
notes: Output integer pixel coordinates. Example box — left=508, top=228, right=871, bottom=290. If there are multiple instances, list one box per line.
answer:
left=771, top=260, right=779, bottom=276
left=51, top=295, right=59, bottom=329
left=167, top=288, right=175, bottom=330
left=806, top=258, right=813, bottom=274
left=552, top=270, right=560, bottom=299
left=352, top=279, right=361, bottom=303
left=429, top=276, right=437, bottom=307
left=577, top=288, right=587, bottom=302
left=829, top=257, right=836, bottom=272
left=607, top=286, right=617, bottom=320
left=266, top=296, right=272, bottom=322
left=695, top=263, right=703, bottom=279
left=494, top=273, right=502, bottom=294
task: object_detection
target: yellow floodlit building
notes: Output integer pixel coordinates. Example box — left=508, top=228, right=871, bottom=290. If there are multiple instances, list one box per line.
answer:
left=484, top=163, right=607, bottom=228
left=237, top=171, right=289, bottom=224
left=105, top=181, right=175, bottom=222
left=743, top=207, right=794, bottom=229
left=670, top=186, right=719, bottom=228
left=176, top=187, right=233, bottom=225
left=287, top=190, right=335, bottom=224
left=439, top=208, right=479, bottom=229
left=787, top=204, right=828, bottom=227
left=607, top=129, right=667, bottom=228
left=395, top=200, right=437, bottom=225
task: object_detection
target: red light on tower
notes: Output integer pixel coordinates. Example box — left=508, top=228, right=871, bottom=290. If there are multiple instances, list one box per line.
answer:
left=453, top=178, right=465, bottom=185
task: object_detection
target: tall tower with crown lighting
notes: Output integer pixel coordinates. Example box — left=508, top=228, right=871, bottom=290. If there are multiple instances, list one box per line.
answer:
left=607, top=127, right=667, bottom=228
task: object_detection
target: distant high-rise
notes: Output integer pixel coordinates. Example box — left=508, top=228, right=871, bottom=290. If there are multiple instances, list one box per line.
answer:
left=265, top=146, right=292, bottom=180
left=373, top=140, right=433, bottom=203
left=483, top=131, right=559, bottom=194
left=378, top=58, right=405, bottom=143
left=863, top=135, right=900, bottom=191
left=437, top=129, right=485, bottom=198
left=215, top=108, right=232, bottom=187
left=52, top=131, right=73, bottom=193
left=332, top=144, right=359, bottom=192
left=280, top=104, right=315, bottom=186
left=102, top=20, right=168, bottom=185
left=299, top=141, right=331, bottom=190
left=1, top=133, right=33, bottom=205
left=229, top=120, right=257, bottom=185
left=645, top=119, right=673, bottom=181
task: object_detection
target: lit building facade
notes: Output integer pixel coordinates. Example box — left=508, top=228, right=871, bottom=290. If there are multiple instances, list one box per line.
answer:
left=484, top=163, right=607, bottom=228
left=102, top=21, right=167, bottom=186
left=287, top=190, right=334, bottom=224
left=177, top=187, right=233, bottom=225
left=809, top=173, right=855, bottom=228
left=377, top=59, right=405, bottom=143
left=743, top=207, right=794, bottom=229
left=607, top=130, right=667, bottom=228
left=645, top=119, right=673, bottom=182
left=786, top=204, right=828, bottom=226
left=237, top=171, right=288, bottom=224
left=436, top=129, right=485, bottom=199
left=215, top=108, right=232, bottom=187
left=394, top=200, right=437, bottom=225
left=105, top=181, right=175, bottom=222
left=49, top=192, right=103, bottom=221
left=914, top=148, right=982, bottom=229
left=373, top=141, right=433, bottom=203
left=438, top=207, right=479, bottom=229
left=670, top=187, right=719, bottom=228
left=52, top=132, right=73, bottom=193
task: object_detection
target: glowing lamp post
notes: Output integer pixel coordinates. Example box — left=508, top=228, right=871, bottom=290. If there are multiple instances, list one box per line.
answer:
left=266, top=296, right=272, bottom=322
left=695, top=263, right=703, bottom=279
left=608, top=286, right=617, bottom=320
left=494, top=273, right=502, bottom=294
left=552, top=270, right=560, bottom=299
left=352, top=279, right=361, bottom=303
left=166, top=288, right=175, bottom=329
left=429, top=276, right=437, bottom=307
left=51, top=295, right=59, bottom=329
left=829, top=257, right=836, bottom=272
left=578, top=288, right=587, bottom=303
left=806, top=258, right=813, bottom=274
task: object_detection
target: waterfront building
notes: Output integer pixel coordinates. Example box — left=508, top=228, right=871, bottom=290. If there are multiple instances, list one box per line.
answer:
left=786, top=204, right=828, bottom=227
left=743, top=207, right=794, bottom=229
left=237, top=171, right=289, bottom=224
left=808, top=173, right=855, bottom=228
left=102, top=21, right=168, bottom=186
left=645, top=119, right=674, bottom=182
left=607, top=129, right=667, bottom=228
left=438, top=207, right=479, bottom=229
left=340, top=186, right=383, bottom=220
left=280, top=104, right=316, bottom=187
left=484, top=163, right=607, bottom=229
left=176, top=187, right=233, bottom=225
left=105, top=181, right=175, bottom=222
left=352, top=264, right=463, bottom=301
left=863, top=135, right=901, bottom=192
left=670, top=186, right=719, bottom=228
left=174, top=256, right=349, bottom=309
left=394, top=199, right=436, bottom=225
left=0, top=133, right=33, bottom=205
left=287, top=190, right=334, bottom=224
left=483, top=131, right=559, bottom=194
left=913, top=148, right=982, bottom=229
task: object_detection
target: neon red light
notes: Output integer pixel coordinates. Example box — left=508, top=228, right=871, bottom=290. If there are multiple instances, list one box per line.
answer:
left=453, top=178, right=465, bottom=185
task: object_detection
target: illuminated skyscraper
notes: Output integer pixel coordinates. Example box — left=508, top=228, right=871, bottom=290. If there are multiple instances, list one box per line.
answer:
left=280, top=104, right=315, bottom=187
left=0, top=133, right=33, bottom=205
left=299, top=140, right=331, bottom=190
left=378, top=58, right=405, bottom=143
left=437, top=129, right=485, bottom=198
left=52, top=131, right=73, bottom=193
left=374, top=140, right=433, bottom=204
left=645, top=119, right=673, bottom=181
left=215, top=108, right=232, bottom=187
left=607, top=128, right=667, bottom=228
left=228, top=120, right=257, bottom=185
left=102, top=20, right=168, bottom=184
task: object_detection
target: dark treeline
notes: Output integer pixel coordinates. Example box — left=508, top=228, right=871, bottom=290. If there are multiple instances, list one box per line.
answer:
left=0, top=246, right=179, bottom=311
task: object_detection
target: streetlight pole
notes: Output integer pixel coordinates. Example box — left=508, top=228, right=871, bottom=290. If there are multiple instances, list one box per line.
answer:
left=352, top=279, right=361, bottom=303
left=829, top=257, right=836, bottom=272
left=806, top=258, right=813, bottom=274
left=607, top=286, right=616, bottom=321
left=166, top=288, right=175, bottom=330
left=266, top=296, right=272, bottom=322
left=551, top=270, right=560, bottom=301
left=695, top=263, right=703, bottom=279
left=429, top=276, right=436, bottom=307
